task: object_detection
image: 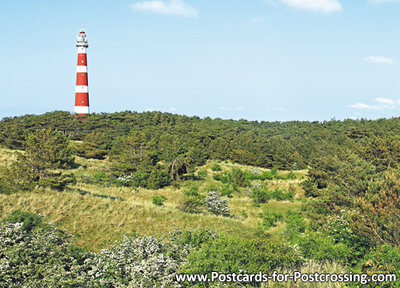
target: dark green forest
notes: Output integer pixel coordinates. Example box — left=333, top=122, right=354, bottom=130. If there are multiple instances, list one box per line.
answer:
left=1, top=110, right=400, bottom=287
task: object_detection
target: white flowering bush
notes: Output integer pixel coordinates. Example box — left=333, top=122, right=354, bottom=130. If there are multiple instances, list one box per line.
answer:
left=320, top=209, right=371, bottom=265
left=117, top=173, right=135, bottom=186
left=0, top=218, right=193, bottom=288
left=0, top=222, right=91, bottom=287
left=86, top=234, right=192, bottom=287
left=205, top=192, right=230, bottom=216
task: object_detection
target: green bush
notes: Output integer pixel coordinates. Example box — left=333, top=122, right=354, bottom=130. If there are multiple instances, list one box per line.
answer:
left=9, top=129, right=75, bottom=191
left=211, top=163, right=222, bottom=171
left=321, top=210, right=371, bottom=266
left=169, top=229, right=218, bottom=249
left=220, top=184, right=234, bottom=197
left=80, top=171, right=111, bottom=186
left=212, top=172, right=230, bottom=183
left=0, top=174, right=15, bottom=195
left=152, top=195, right=167, bottom=206
left=284, top=211, right=306, bottom=240
left=183, top=185, right=200, bottom=197
left=147, top=169, right=170, bottom=189
left=302, top=177, right=319, bottom=197
left=180, top=234, right=303, bottom=287
left=179, top=196, right=204, bottom=213
left=37, top=173, right=76, bottom=191
left=297, top=232, right=352, bottom=262
left=197, top=169, right=208, bottom=180
left=272, top=188, right=294, bottom=201
left=352, top=245, right=400, bottom=288
left=352, top=171, right=400, bottom=247
left=206, top=184, right=220, bottom=192
left=259, top=211, right=283, bottom=229
left=6, top=210, right=50, bottom=232
left=251, top=187, right=270, bottom=205
left=232, top=168, right=246, bottom=187
left=75, top=141, right=107, bottom=159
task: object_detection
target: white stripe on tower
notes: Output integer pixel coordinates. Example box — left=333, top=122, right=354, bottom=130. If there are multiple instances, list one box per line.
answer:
left=74, top=30, right=90, bottom=115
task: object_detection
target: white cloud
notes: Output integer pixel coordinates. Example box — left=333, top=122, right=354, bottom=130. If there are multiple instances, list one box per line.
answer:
left=368, top=0, right=399, bottom=4
left=279, top=0, right=343, bottom=13
left=236, top=107, right=244, bottom=110
left=349, top=98, right=400, bottom=110
left=349, top=102, right=376, bottom=109
left=363, top=56, right=393, bottom=64
left=375, top=97, right=395, bottom=105
left=131, top=0, right=198, bottom=18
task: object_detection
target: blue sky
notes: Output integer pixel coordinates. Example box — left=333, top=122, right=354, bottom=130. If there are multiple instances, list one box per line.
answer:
left=1, top=0, right=400, bottom=121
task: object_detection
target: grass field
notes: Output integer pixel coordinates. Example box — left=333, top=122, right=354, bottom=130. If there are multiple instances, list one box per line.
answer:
left=0, top=147, right=307, bottom=251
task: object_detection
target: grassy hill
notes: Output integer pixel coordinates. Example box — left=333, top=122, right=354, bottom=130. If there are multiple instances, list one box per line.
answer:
left=0, top=146, right=306, bottom=251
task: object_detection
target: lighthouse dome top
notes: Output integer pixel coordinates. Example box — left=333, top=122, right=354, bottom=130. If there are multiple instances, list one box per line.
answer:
left=76, top=30, right=88, bottom=48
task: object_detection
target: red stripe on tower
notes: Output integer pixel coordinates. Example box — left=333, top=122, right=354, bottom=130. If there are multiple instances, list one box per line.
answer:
left=74, top=30, right=89, bottom=115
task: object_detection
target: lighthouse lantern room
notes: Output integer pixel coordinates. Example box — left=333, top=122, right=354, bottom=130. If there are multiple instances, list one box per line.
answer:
left=74, top=30, right=89, bottom=115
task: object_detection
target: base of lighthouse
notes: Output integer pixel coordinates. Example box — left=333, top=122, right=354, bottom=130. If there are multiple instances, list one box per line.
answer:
left=74, top=106, right=89, bottom=115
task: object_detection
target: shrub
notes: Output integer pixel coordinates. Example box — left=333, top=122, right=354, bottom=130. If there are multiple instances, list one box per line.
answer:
left=80, top=171, right=111, bottom=186
left=296, top=232, right=352, bottom=262
left=352, top=171, right=400, bottom=246
left=152, top=195, right=167, bottom=206
left=206, top=184, right=220, bottom=192
left=353, top=245, right=400, bottom=288
left=197, top=169, right=208, bottom=180
left=251, top=187, right=270, bottom=205
left=0, top=220, right=91, bottom=287
left=9, top=129, right=75, bottom=191
left=6, top=210, right=50, bottom=232
left=180, top=234, right=303, bottom=287
left=85, top=234, right=191, bottom=287
left=169, top=229, right=219, bottom=249
left=271, top=188, right=294, bottom=201
left=75, top=141, right=107, bottom=159
left=220, top=184, right=234, bottom=197
left=183, top=185, right=200, bottom=197
left=0, top=216, right=196, bottom=288
left=232, top=168, right=246, bottom=187
left=322, top=210, right=371, bottom=265
left=259, top=211, right=283, bottom=229
left=302, top=177, right=319, bottom=197
left=147, top=169, right=170, bottom=189
left=211, top=163, right=222, bottom=171
left=284, top=211, right=306, bottom=240
left=37, top=173, right=76, bottom=191
left=205, top=192, right=230, bottom=216
left=212, top=172, right=230, bottom=183
left=0, top=174, right=15, bottom=195
left=179, top=196, right=204, bottom=214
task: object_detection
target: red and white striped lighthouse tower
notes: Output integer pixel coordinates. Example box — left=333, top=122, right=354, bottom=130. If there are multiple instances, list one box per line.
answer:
left=74, top=30, right=89, bottom=115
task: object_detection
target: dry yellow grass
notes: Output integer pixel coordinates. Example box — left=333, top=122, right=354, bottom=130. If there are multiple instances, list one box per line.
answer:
left=0, top=147, right=308, bottom=251
left=263, top=260, right=349, bottom=288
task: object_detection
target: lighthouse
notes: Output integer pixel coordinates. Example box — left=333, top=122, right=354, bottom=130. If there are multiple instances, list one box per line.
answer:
left=74, top=30, right=89, bottom=115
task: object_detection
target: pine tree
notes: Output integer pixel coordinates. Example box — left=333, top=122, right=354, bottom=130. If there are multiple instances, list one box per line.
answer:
left=10, top=129, right=75, bottom=191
